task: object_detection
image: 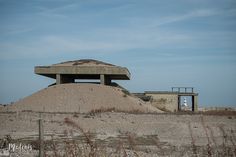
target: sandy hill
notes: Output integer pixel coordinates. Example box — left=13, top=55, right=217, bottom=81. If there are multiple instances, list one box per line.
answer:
left=2, top=83, right=161, bottom=113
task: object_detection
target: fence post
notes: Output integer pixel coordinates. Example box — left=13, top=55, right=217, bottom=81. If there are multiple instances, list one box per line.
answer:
left=39, top=118, right=44, bottom=157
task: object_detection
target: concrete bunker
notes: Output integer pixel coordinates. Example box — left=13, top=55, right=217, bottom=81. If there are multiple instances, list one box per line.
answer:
left=172, top=87, right=198, bottom=112
left=35, top=59, right=198, bottom=112
left=35, top=59, right=131, bottom=85
left=134, top=87, right=198, bottom=112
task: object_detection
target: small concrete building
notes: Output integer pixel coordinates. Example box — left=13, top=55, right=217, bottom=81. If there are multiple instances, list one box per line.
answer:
left=35, top=59, right=130, bottom=85
left=134, top=87, right=198, bottom=112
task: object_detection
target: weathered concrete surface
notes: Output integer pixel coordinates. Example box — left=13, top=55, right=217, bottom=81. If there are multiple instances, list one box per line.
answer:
left=193, top=95, right=198, bottom=112
left=35, top=59, right=130, bottom=85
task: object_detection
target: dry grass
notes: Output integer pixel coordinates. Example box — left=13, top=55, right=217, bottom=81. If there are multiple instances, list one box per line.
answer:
left=200, top=116, right=213, bottom=156
left=201, top=110, right=236, bottom=116
left=1, top=112, right=236, bottom=157
left=41, top=117, right=143, bottom=157
left=207, top=126, right=219, bottom=155
left=36, top=117, right=236, bottom=157
left=88, top=107, right=145, bottom=116
left=64, top=117, right=97, bottom=157
left=188, top=122, right=197, bottom=156
left=152, top=135, right=165, bottom=156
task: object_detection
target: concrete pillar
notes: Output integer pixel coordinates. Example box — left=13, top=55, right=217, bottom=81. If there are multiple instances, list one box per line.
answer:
left=56, top=74, right=61, bottom=85
left=178, top=96, right=181, bottom=111
left=100, top=74, right=111, bottom=85
left=100, top=74, right=105, bottom=85
left=193, top=95, right=198, bottom=112
left=191, top=95, right=198, bottom=112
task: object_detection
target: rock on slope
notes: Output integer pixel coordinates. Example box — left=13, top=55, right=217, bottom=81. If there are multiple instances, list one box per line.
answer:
left=2, top=83, right=161, bottom=113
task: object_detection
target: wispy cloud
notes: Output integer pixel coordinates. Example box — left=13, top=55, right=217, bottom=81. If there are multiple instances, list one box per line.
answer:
left=155, top=9, right=219, bottom=26
left=0, top=30, right=193, bottom=60
left=0, top=1, right=235, bottom=60
left=36, top=3, right=78, bottom=18
left=2, top=26, right=34, bottom=35
left=127, top=8, right=233, bottom=28
left=0, top=26, right=191, bottom=59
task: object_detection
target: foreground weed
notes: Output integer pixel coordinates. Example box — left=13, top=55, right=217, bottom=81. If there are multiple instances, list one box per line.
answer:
left=201, top=116, right=212, bottom=156
left=188, top=122, right=197, bottom=156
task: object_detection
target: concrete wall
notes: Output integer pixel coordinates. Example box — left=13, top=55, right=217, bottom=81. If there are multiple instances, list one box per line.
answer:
left=145, top=93, right=178, bottom=112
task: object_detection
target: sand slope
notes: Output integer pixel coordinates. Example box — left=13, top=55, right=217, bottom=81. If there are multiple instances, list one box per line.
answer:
left=2, top=83, right=161, bottom=113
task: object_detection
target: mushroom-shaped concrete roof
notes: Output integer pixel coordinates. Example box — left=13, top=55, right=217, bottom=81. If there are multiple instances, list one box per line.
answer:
left=35, top=59, right=130, bottom=85
left=52, top=59, right=115, bottom=67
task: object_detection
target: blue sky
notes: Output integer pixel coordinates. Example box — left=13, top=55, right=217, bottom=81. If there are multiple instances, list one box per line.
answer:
left=0, top=0, right=236, bottom=107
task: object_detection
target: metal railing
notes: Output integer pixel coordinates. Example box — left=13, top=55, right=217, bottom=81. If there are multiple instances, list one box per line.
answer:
left=172, top=87, right=194, bottom=93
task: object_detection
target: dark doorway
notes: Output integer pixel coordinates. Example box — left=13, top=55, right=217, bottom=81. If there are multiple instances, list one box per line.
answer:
left=178, top=96, right=192, bottom=111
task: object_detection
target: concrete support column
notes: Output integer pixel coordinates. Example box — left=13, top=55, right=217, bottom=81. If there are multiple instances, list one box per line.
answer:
left=56, top=74, right=61, bottom=85
left=100, top=74, right=111, bottom=85
left=191, top=95, right=198, bottom=112
left=178, top=96, right=181, bottom=111
left=100, top=74, right=105, bottom=85
left=193, top=95, right=198, bottom=112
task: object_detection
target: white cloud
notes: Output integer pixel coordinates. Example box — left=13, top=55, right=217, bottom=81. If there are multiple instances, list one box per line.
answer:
left=0, top=29, right=193, bottom=60
left=126, top=8, right=231, bottom=28
left=3, top=26, right=34, bottom=35
left=1, top=2, right=235, bottom=60
left=36, top=3, right=78, bottom=18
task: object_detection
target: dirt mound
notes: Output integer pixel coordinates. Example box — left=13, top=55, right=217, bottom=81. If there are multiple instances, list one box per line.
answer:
left=2, top=83, right=161, bottom=113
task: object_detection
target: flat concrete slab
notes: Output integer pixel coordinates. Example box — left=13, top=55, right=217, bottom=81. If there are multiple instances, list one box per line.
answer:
left=145, top=91, right=198, bottom=96
left=35, top=59, right=131, bottom=85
